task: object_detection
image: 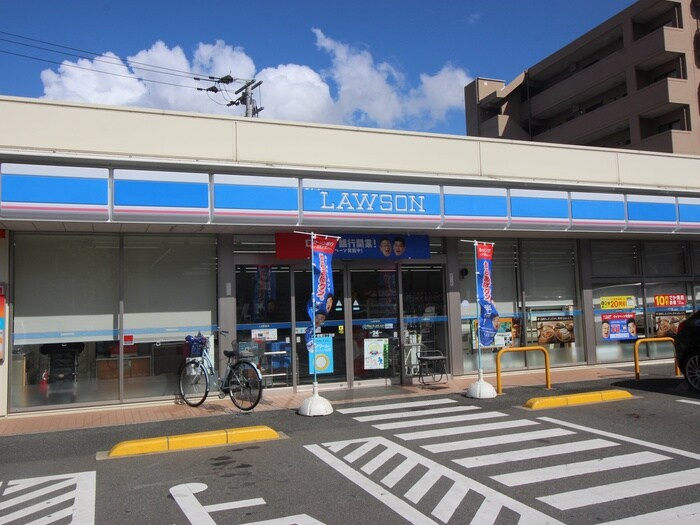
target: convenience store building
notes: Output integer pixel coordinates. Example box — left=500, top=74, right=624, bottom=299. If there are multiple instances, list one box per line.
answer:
left=1, top=95, right=699, bottom=415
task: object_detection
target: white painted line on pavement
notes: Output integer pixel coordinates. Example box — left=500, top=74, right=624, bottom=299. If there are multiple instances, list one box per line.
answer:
left=539, top=467, right=700, bottom=510
left=423, top=428, right=575, bottom=454
left=337, top=398, right=457, bottom=414
left=397, top=419, right=538, bottom=441
left=454, top=439, right=619, bottom=469
left=373, top=410, right=487, bottom=430
left=306, top=444, right=440, bottom=525
left=677, top=399, right=700, bottom=406
left=492, top=451, right=670, bottom=487
left=598, top=501, right=700, bottom=524
left=354, top=405, right=481, bottom=422
left=539, top=416, right=700, bottom=460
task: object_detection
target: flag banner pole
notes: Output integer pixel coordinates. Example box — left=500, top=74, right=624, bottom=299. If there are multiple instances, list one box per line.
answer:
left=462, top=240, right=498, bottom=399
left=295, top=231, right=341, bottom=416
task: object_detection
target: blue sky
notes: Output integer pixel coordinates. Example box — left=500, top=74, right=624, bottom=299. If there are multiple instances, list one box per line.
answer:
left=1, top=0, right=636, bottom=136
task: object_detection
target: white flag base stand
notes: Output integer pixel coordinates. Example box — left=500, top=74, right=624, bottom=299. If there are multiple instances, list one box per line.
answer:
left=464, top=369, right=497, bottom=399
left=297, top=381, right=334, bottom=416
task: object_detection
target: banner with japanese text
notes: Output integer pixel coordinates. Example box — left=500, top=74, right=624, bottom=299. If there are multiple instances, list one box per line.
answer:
left=304, top=234, right=339, bottom=357
left=476, top=243, right=499, bottom=347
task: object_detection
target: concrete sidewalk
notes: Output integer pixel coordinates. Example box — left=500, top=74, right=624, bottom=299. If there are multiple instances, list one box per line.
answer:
left=0, top=363, right=651, bottom=437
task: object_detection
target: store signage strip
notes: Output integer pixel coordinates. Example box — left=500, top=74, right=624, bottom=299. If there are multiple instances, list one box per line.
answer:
left=113, top=179, right=209, bottom=222
left=0, top=163, right=109, bottom=220
left=443, top=187, right=508, bottom=229
left=676, top=197, right=700, bottom=231
left=509, top=189, right=570, bottom=230
left=570, top=192, right=626, bottom=230
left=625, top=195, right=677, bottom=232
left=0, top=162, right=693, bottom=234
left=301, top=179, right=441, bottom=227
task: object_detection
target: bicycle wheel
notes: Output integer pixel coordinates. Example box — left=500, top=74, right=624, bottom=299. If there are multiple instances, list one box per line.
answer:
left=178, top=359, right=209, bottom=407
left=227, top=361, right=263, bottom=411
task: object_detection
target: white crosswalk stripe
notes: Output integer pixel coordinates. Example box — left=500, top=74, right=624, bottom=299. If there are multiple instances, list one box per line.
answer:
left=598, top=501, right=700, bottom=524
left=0, top=471, right=96, bottom=525
left=423, top=427, right=575, bottom=453
left=326, top=397, right=700, bottom=524
left=354, top=405, right=481, bottom=422
left=373, top=410, right=489, bottom=431
left=539, top=467, right=700, bottom=510
left=454, top=438, right=619, bottom=468
left=397, top=418, right=537, bottom=441
left=492, top=451, right=671, bottom=487
left=336, top=398, right=457, bottom=414
left=306, top=437, right=565, bottom=524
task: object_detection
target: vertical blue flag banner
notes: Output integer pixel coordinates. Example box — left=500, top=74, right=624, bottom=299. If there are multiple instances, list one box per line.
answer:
left=305, top=234, right=339, bottom=355
left=477, top=242, right=499, bottom=347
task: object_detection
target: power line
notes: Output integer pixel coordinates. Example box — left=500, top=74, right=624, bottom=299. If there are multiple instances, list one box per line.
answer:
left=0, top=29, right=264, bottom=116
left=0, top=30, right=205, bottom=81
left=0, top=48, right=201, bottom=91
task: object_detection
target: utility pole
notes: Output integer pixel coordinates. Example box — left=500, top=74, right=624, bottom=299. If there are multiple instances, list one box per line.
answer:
left=196, top=75, right=264, bottom=117
left=232, top=79, right=264, bottom=117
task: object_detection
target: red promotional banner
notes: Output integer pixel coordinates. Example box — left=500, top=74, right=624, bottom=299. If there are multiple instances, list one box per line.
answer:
left=275, top=232, right=311, bottom=259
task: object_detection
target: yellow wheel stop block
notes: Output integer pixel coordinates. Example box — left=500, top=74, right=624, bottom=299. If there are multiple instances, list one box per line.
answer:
left=525, top=389, right=632, bottom=410
left=108, top=425, right=279, bottom=457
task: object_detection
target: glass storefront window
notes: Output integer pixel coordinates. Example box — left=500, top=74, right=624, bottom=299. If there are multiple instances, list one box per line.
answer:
left=521, top=240, right=583, bottom=367
left=401, top=265, right=448, bottom=379
left=123, top=235, right=217, bottom=400
left=643, top=241, right=687, bottom=276
left=236, top=265, right=293, bottom=388
left=592, top=241, right=640, bottom=277
left=295, top=268, right=346, bottom=386
left=593, top=283, right=643, bottom=363
left=11, top=234, right=119, bottom=409
left=350, top=267, right=399, bottom=382
left=643, top=281, right=689, bottom=359
left=459, top=240, right=524, bottom=372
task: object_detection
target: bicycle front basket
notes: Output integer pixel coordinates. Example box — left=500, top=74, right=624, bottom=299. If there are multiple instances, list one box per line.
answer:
left=186, top=335, right=206, bottom=357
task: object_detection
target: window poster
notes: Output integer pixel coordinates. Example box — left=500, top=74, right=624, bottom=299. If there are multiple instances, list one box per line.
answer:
left=251, top=328, right=278, bottom=341
left=601, top=312, right=636, bottom=340
left=654, top=311, right=685, bottom=337
left=537, top=315, right=575, bottom=344
left=364, top=338, right=389, bottom=370
left=493, top=317, right=513, bottom=348
left=472, top=317, right=521, bottom=349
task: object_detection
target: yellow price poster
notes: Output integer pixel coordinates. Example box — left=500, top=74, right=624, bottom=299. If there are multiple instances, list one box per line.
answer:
left=600, top=296, right=636, bottom=310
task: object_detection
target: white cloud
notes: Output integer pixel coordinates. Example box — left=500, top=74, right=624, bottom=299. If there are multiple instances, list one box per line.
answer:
left=466, top=13, right=482, bottom=24
left=256, top=64, right=338, bottom=124
left=40, top=31, right=471, bottom=133
left=41, top=51, right=147, bottom=106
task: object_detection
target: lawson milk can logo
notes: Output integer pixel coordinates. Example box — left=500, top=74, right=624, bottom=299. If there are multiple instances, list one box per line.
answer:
left=316, top=190, right=427, bottom=214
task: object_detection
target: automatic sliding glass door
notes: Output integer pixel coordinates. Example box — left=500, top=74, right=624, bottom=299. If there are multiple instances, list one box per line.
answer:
left=349, top=267, right=401, bottom=382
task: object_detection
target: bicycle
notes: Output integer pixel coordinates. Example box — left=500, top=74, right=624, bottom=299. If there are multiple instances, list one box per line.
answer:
left=178, top=332, right=263, bottom=411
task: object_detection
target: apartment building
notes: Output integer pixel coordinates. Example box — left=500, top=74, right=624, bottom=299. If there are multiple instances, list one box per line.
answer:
left=465, top=0, right=700, bottom=155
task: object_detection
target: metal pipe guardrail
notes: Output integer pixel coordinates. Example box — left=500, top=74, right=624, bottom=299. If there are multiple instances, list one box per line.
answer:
left=633, top=337, right=681, bottom=380
left=495, top=346, right=551, bottom=394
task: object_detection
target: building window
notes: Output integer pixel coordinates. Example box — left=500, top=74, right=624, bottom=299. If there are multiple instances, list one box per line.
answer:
left=11, top=234, right=120, bottom=410
left=592, top=241, right=640, bottom=277
left=643, top=241, right=687, bottom=276
left=657, top=120, right=681, bottom=133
